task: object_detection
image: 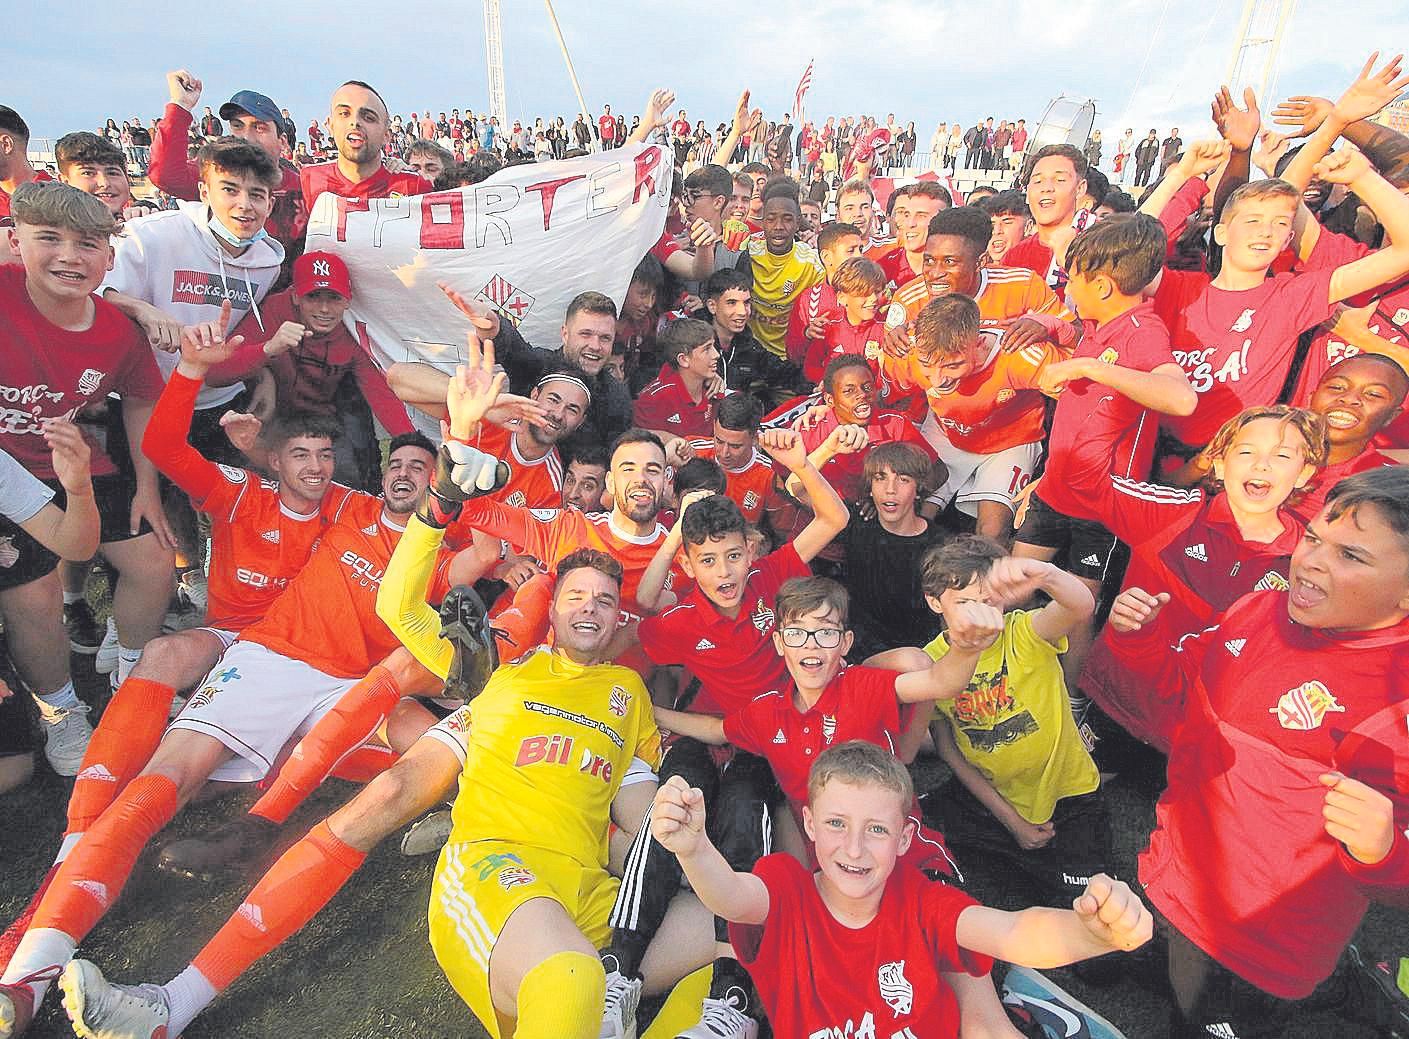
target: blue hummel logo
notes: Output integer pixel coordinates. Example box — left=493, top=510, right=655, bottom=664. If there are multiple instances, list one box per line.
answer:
left=214, top=667, right=242, bottom=683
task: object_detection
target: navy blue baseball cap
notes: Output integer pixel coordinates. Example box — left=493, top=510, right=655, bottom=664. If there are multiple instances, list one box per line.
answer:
left=219, top=91, right=283, bottom=126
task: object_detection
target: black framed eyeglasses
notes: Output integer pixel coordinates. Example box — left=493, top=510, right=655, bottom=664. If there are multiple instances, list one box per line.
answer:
left=780, top=627, right=844, bottom=649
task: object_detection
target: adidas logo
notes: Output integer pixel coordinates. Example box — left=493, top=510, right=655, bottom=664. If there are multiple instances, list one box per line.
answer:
left=1207, top=1024, right=1239, bottom=1039
left=1185, top=543, right=1208, bottom=562
left=238, top=901, right=267, bottom=932
left=1080, top=553, right=1100, bottom=566
left=74, top=879, right=109, bottom=906
left=667, top=413, right=682, bottom=425
left=772, top=729, right=787, bottom=744
left=1224, top=639, right=1246, bottom=657
left=260, top=529, right=280, bottom=544
left=362, top=524, right=378, bottom=535
left=695, top=638, right=715, bottom=650
left=77, top=763, right=117, bottom=784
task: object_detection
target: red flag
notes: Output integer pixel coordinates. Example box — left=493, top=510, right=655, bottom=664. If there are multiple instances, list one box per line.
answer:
left=793, top=59, right=814, bottom=124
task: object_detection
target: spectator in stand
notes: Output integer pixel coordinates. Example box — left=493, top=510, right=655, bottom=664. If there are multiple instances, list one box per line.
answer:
left=199, top=107, right=222, bottom=137
left=1133, top=129, right=1160, bottom=187
left=1084, top=131, right=1103, bottom=172
left=1115, top=128, right=1135, bottom=184
left=599, top=104, right=618, bottom=150
left=1159, top=126, right=1183, bottom=174
left=1010, top=118, right=1029, bottom=170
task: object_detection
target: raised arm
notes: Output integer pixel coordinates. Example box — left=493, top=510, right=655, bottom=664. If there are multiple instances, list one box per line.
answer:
left=1040, top=357, right=1196, bottom=417
left=650, top=776, right=770, bottom=924
left=894, top=601, right=1003, bottom=704
left=716, top=90, right=761, bottom=171
left=984, top=556, right=1095, bottom=646
left=784, top=423, right=867, bottom=506
left=1320, top=149, right=1409, bottom=304
left=759, top=428, right=849, bottom=562
left=652, top=705, right=727, bottom=745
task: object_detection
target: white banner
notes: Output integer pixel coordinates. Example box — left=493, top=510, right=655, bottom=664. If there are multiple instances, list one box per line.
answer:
left=307, top=143, right=672, bottom=384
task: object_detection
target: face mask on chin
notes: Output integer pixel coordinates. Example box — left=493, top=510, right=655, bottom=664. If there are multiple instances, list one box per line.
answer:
left=207, top=211, right=268, bottom=250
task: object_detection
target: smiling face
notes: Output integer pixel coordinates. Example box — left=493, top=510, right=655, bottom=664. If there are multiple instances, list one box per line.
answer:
left=526, top=378, right=590, bottom=447
left=562, top=460, right=606, bottom=512
left=837, top=289, right=880, bottom=326
left=676, top=338, right=722, bottom=383
left=803, top=778, right=913, bottom=904
left=61, top=160, right=131, bottom=216
left=729, top=182, right=752, bottom=221
left=381, top=443, right=433, bottom=514
left=1026, top=155, right=1085, bottom=229
left=198, top=166, right=273, bottom=244
left=623, top=279, right=656, bottom=323
left=837, top=190, right=875, bottom=240
left=892, top=194, right=944, bottom=255
left=329, top=83, right=388, bottom=168
left=550, top=565, right=621, bottom=661
left=1290, top=502, right=1409, bottom=630
left=9, top=222, right=112, bottom=304
left=1309, top=356, right=1409, bottom=453
left=268, top=435, right=335, bottom=510
left=708, top=286, right=752, bottom=337
left=1216, top=193, right=1297, bottom=274
left=683, top=531, right=751, bottom=613
left=773, top=604, right=852, bottom=692
left=561, top=309, right=617, bottom=376
left=293, top=288, right=350, bottom=335
left=915, top=330, right=989, bottom=393
left=987, top=213, right=1028, bottom=264
left=825, top=364, right=876, bottom=425
left=920, top=233, right=981, bottom=297
left=819, top=234, right=865, bottom=281
left=1213, top=417, right=1315, bottom=519
left=606, top=439, right=667, bottom=525
left=712, top=421, right=756, bottom=470
left=870, top=466, right=920, bottom=527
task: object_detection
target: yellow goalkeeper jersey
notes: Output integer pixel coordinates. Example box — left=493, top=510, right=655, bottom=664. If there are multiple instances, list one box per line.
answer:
left=445, top=647, right=661, bottom=869
left=743, top=232, right=824, bottom=358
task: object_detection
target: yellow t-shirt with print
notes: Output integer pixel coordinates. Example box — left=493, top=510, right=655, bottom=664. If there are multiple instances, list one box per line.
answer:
left=445, top=647, right=661, bottom=869
left=743, top=232, right=824, bottom=358
left=924, top=609, right=1098, bottom=823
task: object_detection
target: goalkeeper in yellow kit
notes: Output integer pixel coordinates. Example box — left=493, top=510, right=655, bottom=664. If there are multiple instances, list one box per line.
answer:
left=55, top=337, right=660, bottom=1039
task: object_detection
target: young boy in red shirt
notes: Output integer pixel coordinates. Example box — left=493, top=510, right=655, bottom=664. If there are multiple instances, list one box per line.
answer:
left=598, top=438, right=848, bottom=1037
left=1296, top=353, right=1405, bottom=519
left=1013, top=214, right=1197, bottom=680
left=633, top=318, right=726, bottom=440
left=796, top=257, right=888, bottom=385
left=651, top=740, right=1153, bottom=1039
left=1107, top=465, right=1409, bottom=1037
left=1081, top=406, right=1328, bottom=757
left=785, top=221, right=864, bottom=365
left=53, top=133, right=133, bottom=222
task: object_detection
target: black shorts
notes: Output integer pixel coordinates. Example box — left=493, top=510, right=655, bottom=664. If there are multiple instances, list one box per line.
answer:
left=0, top=688, right=36, bottom=756
left=0, top=471, right=154, bottom=592
left=1015, top=490, right=1121, bottom=582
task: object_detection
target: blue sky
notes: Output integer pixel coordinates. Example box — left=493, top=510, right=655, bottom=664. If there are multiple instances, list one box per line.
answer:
left=12, top=1, right=1407, bottom=147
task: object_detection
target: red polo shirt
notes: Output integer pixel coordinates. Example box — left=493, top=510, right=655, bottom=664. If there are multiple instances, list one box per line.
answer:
left=633, top=363, right=724, bottom=438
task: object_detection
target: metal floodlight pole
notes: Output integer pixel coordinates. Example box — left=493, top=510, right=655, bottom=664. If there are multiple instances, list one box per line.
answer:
left=544, top=0, right=595, bottom=150
left=484, top=0, right=508, bottom=128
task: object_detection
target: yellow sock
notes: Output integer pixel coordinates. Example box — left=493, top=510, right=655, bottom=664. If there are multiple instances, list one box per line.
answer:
left=514, top=951, right=605, bottom=1039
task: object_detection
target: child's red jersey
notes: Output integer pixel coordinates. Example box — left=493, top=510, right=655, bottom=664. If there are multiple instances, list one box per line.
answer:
left=638, top=544, right=808, bottom=715
left=1081, top=478, right=1302, bottom=748
left=1038, top=302, right=1176, bottom=520
left=729, top=853, right=990, bottom=1039
left=1124, top=591, right=1409, bottom=997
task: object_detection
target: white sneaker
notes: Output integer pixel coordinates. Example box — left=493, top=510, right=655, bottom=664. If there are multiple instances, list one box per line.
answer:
left=178, top=571, right=208, bottom=614
left=399, top=807, right=453, bottom=857
left=34, top=697, right=93, bottom=777
left=599, top=969, right=641, bottom=1039
left=677, top=988, right=759, bottom=1039
left=59, top=959, right=170, bottom=1039
left=94, top=619, right=119, bottom=676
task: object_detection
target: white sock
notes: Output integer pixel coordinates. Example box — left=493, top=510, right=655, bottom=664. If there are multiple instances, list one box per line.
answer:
left=53, top=831, right=84, bottom=868
left=161, top=965, right=218, bottom=1035
left=62, top=591, right=83, bottom=606
left=116, top=645, right=142, bottom=684
left=0, top=927, right=77, bottom=1003
left=34, top=681, right=80, bottom=712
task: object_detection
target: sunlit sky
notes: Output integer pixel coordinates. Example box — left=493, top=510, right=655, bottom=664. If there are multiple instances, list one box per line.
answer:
left=12, top=1, right=1406, bottom=147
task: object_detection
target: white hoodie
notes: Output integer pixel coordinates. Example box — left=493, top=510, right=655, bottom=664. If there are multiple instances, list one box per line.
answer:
left=103, top=201, right=286, bottom=409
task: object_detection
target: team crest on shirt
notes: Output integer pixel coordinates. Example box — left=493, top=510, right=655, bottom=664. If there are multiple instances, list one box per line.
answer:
left=821, top=715, right=837, bottom=744
left=1254, top=571, right=1290, bottom=592
left=76, top=368, right=105, bottom=396
left=1395, top=308, right=1409, bottom=326
left=750, top=599, right=777, bottom=633
left=1231, top=308, right=1256, bottom=333
left=186, top=683, right=221, bottom=711
left=1270, top=680, right=1345, bottom=730
left=742, top=490, right=760, bottom=511
left=506, top=490, right=527, bottom=507
left=1097, top=347, right=1119, bottom=365
left=0, top=537, right=17, bottom=569
left=609, top=685, right=630, bottom=717
left=994, top=388, right=1015, bottom=405
left=782, top=279, right=796, bottom=296
left=877, top=960, right=914, bottom=1016
left=498, top=866, right=536, bottom=890
left=217, top=464, right=248, bottom=484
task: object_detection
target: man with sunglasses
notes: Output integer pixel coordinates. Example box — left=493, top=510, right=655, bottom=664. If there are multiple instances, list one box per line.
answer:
left=679, top=164, right=745, bottom=295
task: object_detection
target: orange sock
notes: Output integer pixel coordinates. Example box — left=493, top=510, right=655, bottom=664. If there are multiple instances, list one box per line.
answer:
left=328, top=742, right=397, bottom=784
left=191, top=820, right=365, bottom=991
left=491, top=572, right=554, bottom=656
left=248, top=666, right=401, bottom=825
left=67, top=678, right=175, bottom=833
left=32, top=774, right=178, bottom=942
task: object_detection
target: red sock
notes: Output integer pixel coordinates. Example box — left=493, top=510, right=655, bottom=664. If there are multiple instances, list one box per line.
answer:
left=67, top=678, right=175, bottom=833
left=191, top=821, right=365, bottom=991
left=248, top=666, right=401, bottom=825
left=328, top=743, right=397, bottom=784
left=31, top=774, right=178, bottom=942
left=491, top=572, right=554, bottom=656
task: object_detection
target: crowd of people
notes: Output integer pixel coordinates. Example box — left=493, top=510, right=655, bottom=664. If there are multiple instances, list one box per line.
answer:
left=0, top=46, right=1407, bottom=1039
